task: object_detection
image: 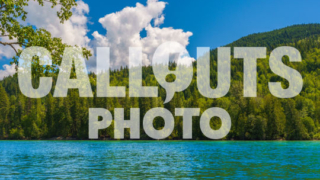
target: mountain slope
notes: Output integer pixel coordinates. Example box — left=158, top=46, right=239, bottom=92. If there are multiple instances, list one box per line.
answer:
left=226, top=24, right=320, bottom=48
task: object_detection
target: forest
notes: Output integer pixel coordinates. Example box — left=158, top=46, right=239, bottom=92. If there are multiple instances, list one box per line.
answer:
left=1, top=24, right=320, bottom=140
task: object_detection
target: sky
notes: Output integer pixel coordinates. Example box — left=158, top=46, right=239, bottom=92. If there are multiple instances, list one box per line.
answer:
left=1, top=0, right=320, bottom=79
left=85, top=0, right=320, bottom=57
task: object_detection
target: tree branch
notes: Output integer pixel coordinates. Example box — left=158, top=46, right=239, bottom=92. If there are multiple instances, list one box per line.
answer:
left=43, top=0, right=62, bottom=5
left=0, top=41, right=21, bottom=54
left=0, top=41, right=21, bottom=45
left=9, top=44, right=18, bottom=54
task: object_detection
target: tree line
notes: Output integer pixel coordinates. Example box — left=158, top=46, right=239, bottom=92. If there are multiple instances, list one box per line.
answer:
left=1, top=24, right=320, bottom=140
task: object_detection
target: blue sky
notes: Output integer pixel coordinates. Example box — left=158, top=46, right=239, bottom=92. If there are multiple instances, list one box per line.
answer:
left=84, top=0, right=320, bottom=57
left=1, top=0, right=320, bottom=76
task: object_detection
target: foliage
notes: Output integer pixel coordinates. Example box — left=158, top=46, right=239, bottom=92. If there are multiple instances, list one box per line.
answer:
left=0, top=0, right=91, bottom=72
left=1, top=22, right=320, bottom=140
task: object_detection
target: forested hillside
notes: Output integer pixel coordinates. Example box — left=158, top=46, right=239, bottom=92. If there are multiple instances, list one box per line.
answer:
left=1, top=24, right=320, bottom=140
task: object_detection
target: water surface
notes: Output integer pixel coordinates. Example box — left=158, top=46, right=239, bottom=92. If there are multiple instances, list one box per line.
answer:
left=0, top=141, right=319, bottom=179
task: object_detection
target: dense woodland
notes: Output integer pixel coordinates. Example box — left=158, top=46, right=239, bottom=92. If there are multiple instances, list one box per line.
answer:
left=1, top=24, right=320, bottom=140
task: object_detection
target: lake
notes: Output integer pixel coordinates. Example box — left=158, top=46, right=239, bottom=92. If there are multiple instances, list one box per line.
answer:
left=0, top=141, right=319, bottom=179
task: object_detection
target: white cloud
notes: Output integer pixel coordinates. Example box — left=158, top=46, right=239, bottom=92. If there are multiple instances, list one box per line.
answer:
left=0, top=0, right=194, bottom=75
left=154, top=14, right=165, bottom=26
left=0, top=64, right=16, bottom=80
left=1, top=0, right=90, bottom=55
left=0, top=0, right=91, bottom=78
left=0, top=36, right=20, bottom=79
left=0, top=32, right=21, bottom=60
left=22, top=0, right=90, bottom=47
left=0, top=37, right=17, bottom=59
left=91, top=0, right=194, bottom=69
left=141, top=25, right=193, bottom=64
left=21, top=0, right=98, bottom=72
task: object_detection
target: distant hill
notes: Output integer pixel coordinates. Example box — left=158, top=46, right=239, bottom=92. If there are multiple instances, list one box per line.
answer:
left=226, top=24, right=320, bottom=48
left=210, top=24, right=320, bottom=58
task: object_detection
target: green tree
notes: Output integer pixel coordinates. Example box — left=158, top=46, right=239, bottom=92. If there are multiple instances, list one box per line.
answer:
left=0, top=85, right=9, bottom=137
left=0, top=0, right=91, bottom=70
left=265, top=95, right=286, bottom=140
left=283, top=99, right=307, bottom=140
left=45, top=93, right=55, bottom=137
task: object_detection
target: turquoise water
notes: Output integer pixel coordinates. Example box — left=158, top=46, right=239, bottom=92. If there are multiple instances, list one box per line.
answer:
left=0, top=141, right=320, bottom=179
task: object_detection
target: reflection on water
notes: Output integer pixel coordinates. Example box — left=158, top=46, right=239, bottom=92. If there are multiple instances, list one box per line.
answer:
left=0, top=141, right=319, bottom=179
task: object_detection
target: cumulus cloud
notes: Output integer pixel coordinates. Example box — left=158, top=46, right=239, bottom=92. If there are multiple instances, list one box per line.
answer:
left=1, top=0, right=91, bottom=60
left=154, top=14, right=165, bottom=26
left=0, top=0, right=91, bottom=78
left=0, top=36, right=17, bottom=59
left=22, top=0, right=90, bottom=47
left=91, top=0, right=193, bottom=69
left=0, top=64, right=16, bottom=80
left=0, top=0, right=194, bottom=75
left=0, top=35, right=20, bottom=79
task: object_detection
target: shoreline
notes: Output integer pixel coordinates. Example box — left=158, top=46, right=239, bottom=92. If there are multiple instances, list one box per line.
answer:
left=1, top=137, right=320, bottom=141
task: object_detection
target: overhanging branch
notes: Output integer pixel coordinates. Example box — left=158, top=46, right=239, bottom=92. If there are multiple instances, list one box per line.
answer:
left=0, top=41, right=21, bottom=54
left=43, top=0, right=62, bottom=5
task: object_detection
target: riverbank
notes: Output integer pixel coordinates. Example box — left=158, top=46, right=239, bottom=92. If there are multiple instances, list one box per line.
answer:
left=2, top=136, right=320, bottom=141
